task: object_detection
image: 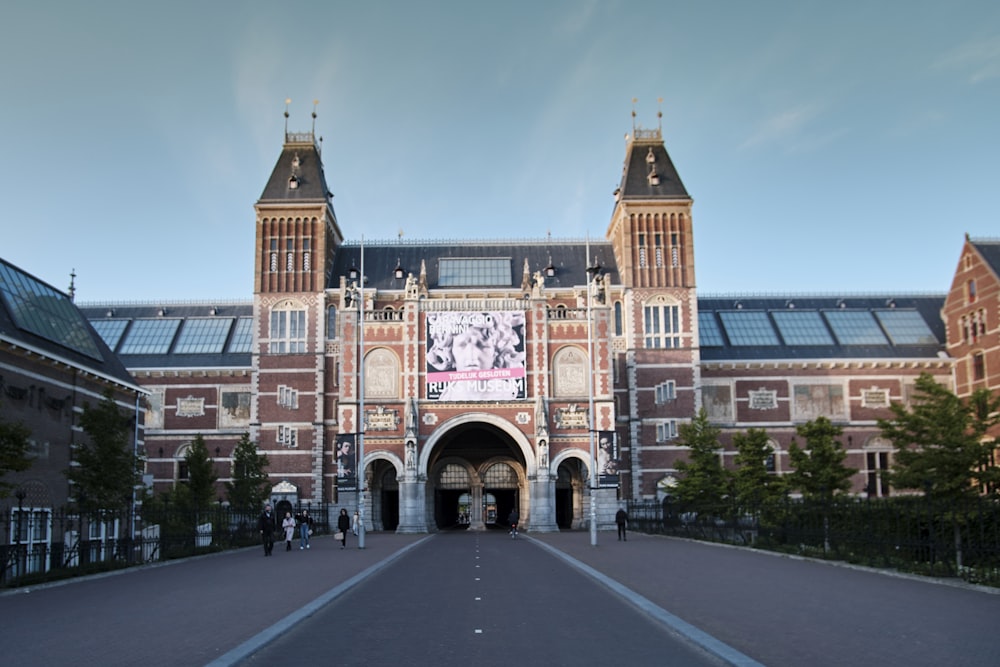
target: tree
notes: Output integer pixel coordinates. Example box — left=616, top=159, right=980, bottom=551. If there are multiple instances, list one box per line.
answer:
left=66, top=390, right=143, bottom=513
left=177, top=434, right=218, bottom=514
left=731, top=428, right=786, bottom=512
left=787, top=416, right=857, bottom=501
left=226, top=432, right=270, bottom=512
left=673, top=409, right=728, bottom=514
left=0, top=413, right=32, bottom=498
left=879, top=373, right=1000, bottom=501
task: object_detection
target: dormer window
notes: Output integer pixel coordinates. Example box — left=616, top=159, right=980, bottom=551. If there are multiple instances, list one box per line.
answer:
left=288, top=175, right=299, bottom=189
left=292, top=154, right=300, bottom=168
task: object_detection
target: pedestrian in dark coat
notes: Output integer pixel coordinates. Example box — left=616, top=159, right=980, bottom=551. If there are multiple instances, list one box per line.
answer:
left=258, top=504, right=276, bottom=556
left=616, top=507, right=628, bottom=541
left=337, top=508, right=351, bottom=549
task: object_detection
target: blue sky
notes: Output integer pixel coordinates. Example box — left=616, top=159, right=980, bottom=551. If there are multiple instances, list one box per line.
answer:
left=2, top=1, right=997, bottom=302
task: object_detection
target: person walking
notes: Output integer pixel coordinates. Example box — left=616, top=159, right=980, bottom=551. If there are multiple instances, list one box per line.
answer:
left=258, top=504, right=275, bottom=556
left=352, top=510, right=360, bottom=536
left=282, top=511, right=296, bottom=551
left=616, top=506, right=628, bottom=541
left=337, top=508, right=351, bottom=549
left=297, top=509, right=313, bottom=549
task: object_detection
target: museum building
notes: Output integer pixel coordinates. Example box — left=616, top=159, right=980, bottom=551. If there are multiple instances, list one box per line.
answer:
left=74, top=117, right=977, bottom=533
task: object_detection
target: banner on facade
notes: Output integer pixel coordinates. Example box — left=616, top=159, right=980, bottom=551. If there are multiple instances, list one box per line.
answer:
left=426, top=311, right=526, bottom=401
left=336, top=434, right=357, bottom=490
left=597, top=430, right=619, bottom=488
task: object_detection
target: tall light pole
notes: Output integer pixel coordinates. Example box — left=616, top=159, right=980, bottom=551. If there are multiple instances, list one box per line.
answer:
left=585, top=238, right=600, bottom=547
left=357, top=236, right=366, bottom=549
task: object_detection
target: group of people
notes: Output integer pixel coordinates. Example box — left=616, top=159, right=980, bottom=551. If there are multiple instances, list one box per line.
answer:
left=257, top=505, right=359, bottom=555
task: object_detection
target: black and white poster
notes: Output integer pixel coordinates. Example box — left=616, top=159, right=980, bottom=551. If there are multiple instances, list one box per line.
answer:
left=336, top=434, right=357, bottom=490
left=597, top=431, right=619, bottom=488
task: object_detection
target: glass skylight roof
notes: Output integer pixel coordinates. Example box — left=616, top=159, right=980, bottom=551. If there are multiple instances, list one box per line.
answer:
left=0, top=260, right=103, bottom=360
left=228, top=317, right=254, bottom=353
left=823, top=310, right=889, bottom=345
left=718, top=311, right=781, bottom=346
left=118, top=318, right=182, bottom=355
left=874, top=309, right=937, bottom=345
left=771, top=310, right=834, bottom=346
left=438, top=258, right=511, bottom=286
left=174, top=318, right=233, bottom=354
left=698, top=311, right=725, bottom=347
left=91, top=319, right=130, bottom=351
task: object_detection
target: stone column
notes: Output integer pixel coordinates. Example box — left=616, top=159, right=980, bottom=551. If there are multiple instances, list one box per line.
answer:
left=468, top=482, right=486, bottom=531
left=396, top=476, right=428, bottom=533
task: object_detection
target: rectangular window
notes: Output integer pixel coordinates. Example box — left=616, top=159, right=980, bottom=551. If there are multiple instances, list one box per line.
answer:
left=277, top=425, right=297, bottom=448
left=644, top=304, right=681, bottom=348
left=973, top=352, right=985, bottom=381
left=269, top=309, right=307, bottom=353
left=968, top=279, right=977, bottom=303
left=277, top=385, right=299, bottom=409
left=656, top=420, right=678, bottom=442
left=438, top=258, right=511, bottom=287
left=655, top=380, right=676, bottom=404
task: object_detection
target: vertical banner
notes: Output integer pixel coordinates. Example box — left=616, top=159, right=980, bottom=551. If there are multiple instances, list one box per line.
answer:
left=597, top=431, right=619, bottom=488
left=426, top=311, right=526, bottom=401
left=336, top=434, right=357, bottom=490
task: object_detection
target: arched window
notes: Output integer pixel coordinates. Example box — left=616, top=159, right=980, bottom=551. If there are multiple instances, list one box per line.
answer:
left=643, top=295, right=681, bottom=349
left=269, top=300, right=307, bottom=353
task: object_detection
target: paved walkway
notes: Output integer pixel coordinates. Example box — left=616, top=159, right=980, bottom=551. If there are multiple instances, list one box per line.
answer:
left=1, top=530, right=998, bottom=666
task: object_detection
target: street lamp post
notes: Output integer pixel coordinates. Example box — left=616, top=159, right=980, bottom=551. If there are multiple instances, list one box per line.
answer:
left=585, top=241, right=600, bottom=547
left=357, top=236, right=367, bottom=549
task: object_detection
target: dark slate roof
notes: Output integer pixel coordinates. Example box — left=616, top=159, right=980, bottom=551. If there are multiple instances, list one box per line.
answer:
left=972, top=239, right=1000, bottom=278
left=331, top=239, right=620, bottom=292
left=77, top=302, right=253, bottom=370
left=0, top=257, right=140, bottom=389
left=617, top=129, right=690, bottom=201
left=697, top=294, right=947, bottom=361
left=258, top=133, right=335, bottom=205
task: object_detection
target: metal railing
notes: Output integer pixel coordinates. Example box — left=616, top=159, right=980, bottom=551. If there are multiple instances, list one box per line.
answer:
left=0, top=504, right=330, bottom=588
left=628, top=495, right=1000, bottom=587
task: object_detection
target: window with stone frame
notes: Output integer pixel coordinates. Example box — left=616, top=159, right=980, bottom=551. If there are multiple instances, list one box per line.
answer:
left=269, top=300, right=307, bottom=353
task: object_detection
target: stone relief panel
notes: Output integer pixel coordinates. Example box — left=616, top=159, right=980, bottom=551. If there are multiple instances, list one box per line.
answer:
left=792, top=384, right=846, bottom=421
left=701, top=385, right=733, bottom=421
left=220, top=388, right=252, bottom=428
left=145, top=389, right=165, bottom=429
left=364, top=347, right=399, bottom=399
left=552, top=346, right=588, bottom=397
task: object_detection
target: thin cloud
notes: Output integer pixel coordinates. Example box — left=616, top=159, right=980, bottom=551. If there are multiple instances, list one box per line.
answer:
left=739, top=104, right=824, bottom=151
left=933, top=34, right=1000, bottom=84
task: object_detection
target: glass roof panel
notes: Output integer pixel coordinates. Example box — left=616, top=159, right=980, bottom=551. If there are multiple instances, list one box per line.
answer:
left=227, top=317, right=254, bottom=353
left=874, top=309, right=938, bottom=345
left=0, top=261, right=103, bottom=360
left=718, top=310, right=780, bottom=346
left=90, top=319, right=130, bottom=351
left=771, top=310, right=834, bottom=346
left=823, top=310, right=888, bottom=345
left=174, top=318, right=233, bottom=354
left=698, top=311, right=725, bottom=347
left=438, top=258, right=511, bottom=287
left=118, top=318, right=182, bottom=355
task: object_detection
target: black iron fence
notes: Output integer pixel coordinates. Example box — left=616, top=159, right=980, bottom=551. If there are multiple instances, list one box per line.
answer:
left=628, top=495, right=1000, bottom=587
left=0, top=504, right=331, bottom=588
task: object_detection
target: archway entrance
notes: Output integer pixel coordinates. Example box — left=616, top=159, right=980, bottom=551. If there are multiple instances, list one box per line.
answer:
left=555, top=458, right=587, bottom=529
left=428, top=422, right=526, bottom=531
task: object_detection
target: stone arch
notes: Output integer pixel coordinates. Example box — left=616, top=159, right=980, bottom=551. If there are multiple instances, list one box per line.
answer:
left=419, top=412, right=536, bottom=478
